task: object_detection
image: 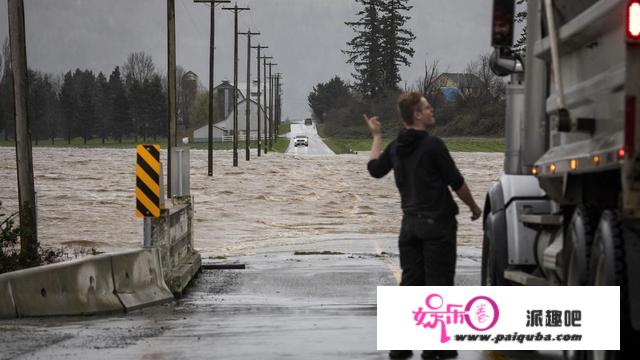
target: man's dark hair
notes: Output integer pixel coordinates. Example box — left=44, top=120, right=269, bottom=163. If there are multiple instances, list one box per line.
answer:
left=397, top=92, right=423, bottom=125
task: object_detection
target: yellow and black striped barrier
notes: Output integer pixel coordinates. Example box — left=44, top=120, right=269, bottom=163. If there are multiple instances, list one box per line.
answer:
left=136, top=144, right=161, bottom=218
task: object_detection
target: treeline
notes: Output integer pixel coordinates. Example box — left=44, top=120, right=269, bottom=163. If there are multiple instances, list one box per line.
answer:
left=0, top=47, right=169, bottom=144
left=309, top=53, right=506, bottom=138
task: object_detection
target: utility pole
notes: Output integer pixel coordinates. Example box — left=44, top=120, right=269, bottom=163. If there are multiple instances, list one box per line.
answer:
left=222, top=4, right=250, bottom=167
left=8, top=0, right=38, bottom=257
left=238, top=29, right=260, bottom=161
left=275, top=73, right=282, bottom=137
left=261, top=55, right=272, bottom=154
left=167, top=0, right=177, bottom=197
left=267, top=62, right=277, bottom=150
left=274, top=73, right=279, bottom=136
left=251, top=45, right=268, bottom=157
left=194, top=0, right=230, bottom=176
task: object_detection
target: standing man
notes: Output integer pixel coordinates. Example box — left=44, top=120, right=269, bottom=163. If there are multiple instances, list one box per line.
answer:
left=365, top=92, right=482, bottom=360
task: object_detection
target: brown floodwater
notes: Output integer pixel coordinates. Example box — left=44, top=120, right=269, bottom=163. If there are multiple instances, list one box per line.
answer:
left=0, top=147, right=503, bottom=257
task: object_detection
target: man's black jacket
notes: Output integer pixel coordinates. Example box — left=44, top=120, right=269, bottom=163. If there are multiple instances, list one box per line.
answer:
left=367, top=128, right=464, bottom=218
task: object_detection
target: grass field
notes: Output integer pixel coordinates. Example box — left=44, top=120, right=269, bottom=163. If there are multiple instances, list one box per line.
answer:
left=316, top=124, right=504, bottom=154
left=278, top=123, right=291, bottom=135
left=1, top=126, right=504, bottom=155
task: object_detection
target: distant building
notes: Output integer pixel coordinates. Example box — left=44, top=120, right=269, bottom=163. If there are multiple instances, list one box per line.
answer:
left=214, top=80, right=245, bottom=121
left=214, top=79, right=266, bottom=120
left=192, top=97, right=267, bottom=142
left=179, top=71, right=199, bottom=128
left=434, top=73, right=483, bottom=98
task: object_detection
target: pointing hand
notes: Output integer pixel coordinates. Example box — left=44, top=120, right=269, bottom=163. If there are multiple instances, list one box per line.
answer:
left=363, top=114, right=382, bottom=136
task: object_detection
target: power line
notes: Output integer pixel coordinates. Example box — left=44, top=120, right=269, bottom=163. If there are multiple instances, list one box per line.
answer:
left=180, top=0, right=204, bottom=36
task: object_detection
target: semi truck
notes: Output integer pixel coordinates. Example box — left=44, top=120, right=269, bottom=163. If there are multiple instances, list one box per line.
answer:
left=482, top=0, right=640, bottom=358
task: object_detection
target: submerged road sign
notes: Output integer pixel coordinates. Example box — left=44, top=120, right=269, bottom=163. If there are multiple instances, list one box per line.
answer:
left=136, top=144, right=161, bottom=218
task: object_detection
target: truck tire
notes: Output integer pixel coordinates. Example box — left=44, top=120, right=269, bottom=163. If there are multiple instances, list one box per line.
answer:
left=588, top=210, right=624, bottom=360
left=564, top=210, right=618, bottom=360
left=482, top=210, right=508, bottom=286
left=564, top=206, right=598, bottom=286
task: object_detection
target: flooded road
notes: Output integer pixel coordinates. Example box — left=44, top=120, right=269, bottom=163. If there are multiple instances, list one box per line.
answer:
left=0, top=146, right=503, bottom=257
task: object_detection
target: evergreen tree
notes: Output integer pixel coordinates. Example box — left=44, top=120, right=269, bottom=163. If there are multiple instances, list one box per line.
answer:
left=344, top=0, right=384, bottom=97
left=94, top=72, right=110, bottom=144
left=28, top=70, right=58, bottom=144
left=0, top=44, right=3, bottom=139
left=308, top=76, right=353, bottom=121
left=379, top=0, right=415, bottom=90
left=77, top=70, right=96, bottom=144
left=59, top=70, right=79, bottom=144
left=0, top=38, right=13, bottom=141
left=145, top=74, right=166, bottom=140
left=108, top=66, right=131, bottom=143
left=344, top=0, right=415, bottom=96
left=126, top=73, right=143, bottom=142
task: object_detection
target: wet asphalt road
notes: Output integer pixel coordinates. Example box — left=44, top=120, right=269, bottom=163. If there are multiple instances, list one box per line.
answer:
left=286, top=122, right=335, bottom=155
left=0, top=239, right=564, bottom=360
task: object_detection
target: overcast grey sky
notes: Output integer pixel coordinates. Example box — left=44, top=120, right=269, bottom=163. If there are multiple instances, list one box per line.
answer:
left=0, top=0, right=494, bottom=120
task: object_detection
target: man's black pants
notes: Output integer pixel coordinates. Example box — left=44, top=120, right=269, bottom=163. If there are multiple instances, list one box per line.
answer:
left=398, top=214, right=457, bottom=286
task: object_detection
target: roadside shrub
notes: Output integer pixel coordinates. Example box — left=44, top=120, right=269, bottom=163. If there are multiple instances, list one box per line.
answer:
left=0, top=211, right=22, bottom=274
left=0, top=209, right=64, bottom=274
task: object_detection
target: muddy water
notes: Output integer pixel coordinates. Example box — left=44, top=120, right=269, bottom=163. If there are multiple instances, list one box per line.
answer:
left=0, top=147, right=503, bottom=256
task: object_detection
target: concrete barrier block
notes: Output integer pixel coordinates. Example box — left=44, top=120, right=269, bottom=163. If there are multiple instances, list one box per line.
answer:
left=169, top=206, right=189, bottom=245
left=112, top=248, right=174, bottom=311
left=0, top=274, right=17, bottom=318
left=168, top=252, right=201, bottom=296
left=10, top=254, right=123, bottom=317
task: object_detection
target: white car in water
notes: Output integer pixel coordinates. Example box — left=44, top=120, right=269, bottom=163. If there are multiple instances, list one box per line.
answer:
left=294, top=135, right=309, bottom=147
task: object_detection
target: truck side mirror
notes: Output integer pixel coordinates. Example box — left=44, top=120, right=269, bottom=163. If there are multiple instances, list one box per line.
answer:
left=490, top=48, right=522, bottom=76
left=491, top=0, right=516, bottom=48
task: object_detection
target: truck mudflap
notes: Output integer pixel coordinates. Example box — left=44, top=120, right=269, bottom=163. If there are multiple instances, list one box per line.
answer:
left=623, top=218, right=640, bottom=331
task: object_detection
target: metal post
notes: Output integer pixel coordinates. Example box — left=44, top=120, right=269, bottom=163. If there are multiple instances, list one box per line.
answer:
left=143, top=218, right=152, bottom=247
left=222, top=4, right=250, bottom=167
left=177, top=148, right=184, bottom=196
left=194, top=0, right=230, bottom=176
left=252, top=45, right=268, bottom=157
left=8, top=0, right=38, bottom=256
left=239, top=30, right=260, bottom=161
left=167, top=0, right=177, bottom=197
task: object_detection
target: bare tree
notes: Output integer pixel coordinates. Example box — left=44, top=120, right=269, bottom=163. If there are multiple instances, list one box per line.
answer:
left=419, top=59, right=440, bottom=105
left=123, top=51, right=156, bottom=84
left=463, top=53, right=504, bottom=102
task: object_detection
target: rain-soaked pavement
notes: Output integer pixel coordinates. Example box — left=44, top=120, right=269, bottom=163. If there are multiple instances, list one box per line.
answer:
left=0, top=243, right=564, bottom=359
left=0, top=127, right=564, bottom=359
